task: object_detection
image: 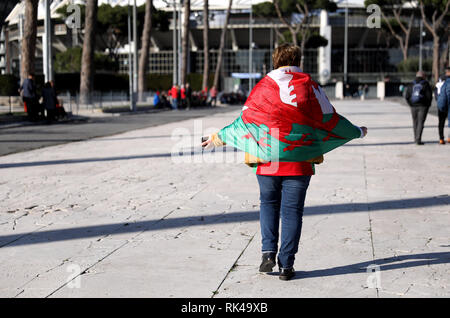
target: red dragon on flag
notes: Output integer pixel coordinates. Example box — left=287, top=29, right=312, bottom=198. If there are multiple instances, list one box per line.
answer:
left=217, top=66, right=363, bottom=165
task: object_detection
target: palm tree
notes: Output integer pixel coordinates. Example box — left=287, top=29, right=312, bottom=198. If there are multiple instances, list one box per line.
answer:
left=181, top=0, right=190, bottom=85
left=202, top=0, right=209, bottom=91
left=80, top=0, right=98, bottom=104
left=213, top=0, right=232, bottom=90
left=21, top=0, right=39, bottom=82
left=138, top=0, right=153, bottom=101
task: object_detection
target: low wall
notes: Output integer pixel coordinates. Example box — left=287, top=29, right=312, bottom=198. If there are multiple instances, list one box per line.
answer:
left=0, top=96, right=22, bottom=107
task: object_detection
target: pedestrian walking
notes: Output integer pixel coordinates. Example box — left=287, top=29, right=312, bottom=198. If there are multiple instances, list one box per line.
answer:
left=201, top=44, right=368, bottom=281
left=19, top=73, right=38, bottom=121
left=437, top=67, right=450, bottom=144
left=405, top=71, right=433, bottom=145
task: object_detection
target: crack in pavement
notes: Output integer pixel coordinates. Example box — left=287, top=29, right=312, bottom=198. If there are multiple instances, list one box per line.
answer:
left=43, top=185, right=210, bottom=297
left=211, top=232, right=256, bottom=298
left=363, top=153, right=379, bottom=298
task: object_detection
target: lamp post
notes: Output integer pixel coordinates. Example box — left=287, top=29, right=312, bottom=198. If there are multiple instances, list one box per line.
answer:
left=173, top=0, right=177, bottom=85
left=178, top=0, right=183, bottom=86
left=128, top=0, right=134, bottom=111
left=132, top=0, right=138, bottom=112
left=43, top=0, right=53, bottom=82
left=344, top=0, right=348, bottom=84
left=419, top=20, right=423, bottom=72
left=18, top=13, right=24, bottom=83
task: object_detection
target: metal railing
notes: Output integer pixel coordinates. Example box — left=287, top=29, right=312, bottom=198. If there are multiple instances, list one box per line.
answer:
left=57, top=91, right=156, bottom=115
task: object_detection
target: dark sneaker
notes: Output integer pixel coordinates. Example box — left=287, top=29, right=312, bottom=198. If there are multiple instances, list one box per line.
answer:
left=259, top=252, right=276, bottom=273
left=279, top=267, right=296, bottom=281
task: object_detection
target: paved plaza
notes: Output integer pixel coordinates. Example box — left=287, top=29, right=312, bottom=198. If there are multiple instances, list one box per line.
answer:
left=0, top=100, right=448, bottom=298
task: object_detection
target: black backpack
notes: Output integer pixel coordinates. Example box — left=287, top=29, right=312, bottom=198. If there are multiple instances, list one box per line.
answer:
left=410, top=80, right=426, bottom=104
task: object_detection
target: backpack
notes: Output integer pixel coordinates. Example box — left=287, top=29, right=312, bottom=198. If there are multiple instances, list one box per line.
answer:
left=410, top=80, right=426, bottom=104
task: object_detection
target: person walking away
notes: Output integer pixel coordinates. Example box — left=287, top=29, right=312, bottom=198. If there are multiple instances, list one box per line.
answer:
left=405, top=71, right=433, bottom=145
left=185, top=83, right=192, bottom=110
left=437, top=67, right=450, bottom=144
left=19, top=73, right=38, bottom=121
left=202, top=44, right=368, bottom=281
left=210, top=86, right=218, bottom=107
left=42, top=81, right=57, bottom=124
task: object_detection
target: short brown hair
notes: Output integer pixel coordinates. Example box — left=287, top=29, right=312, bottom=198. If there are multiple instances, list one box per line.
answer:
left=272, top=44, right=302, bottom=69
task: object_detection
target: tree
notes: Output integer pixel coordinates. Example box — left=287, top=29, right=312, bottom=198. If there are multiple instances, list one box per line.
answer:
left=181, top=0, right=190, bottom=86
left=54, top=47, right=117, bottom=73
left=273, top=0, right=336, bottom=69
left=365, top=0, right=415, bottom=61
left=21, top=0, right=39, bottom=82
left=80, top=0, right=98, bottom=104
left=202, top=0, right=209, bottom=90
left=213, top=0, right=233, bottom=90
left=418, top=0, right=450, bottom=83
left=253, top=1, right=284, bottom=44
left=97, top=4, right=128, bottom=67
left=138, top=0, right=153, bottom=101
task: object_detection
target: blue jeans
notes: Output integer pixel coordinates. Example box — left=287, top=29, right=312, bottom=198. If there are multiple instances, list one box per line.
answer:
left=257, top=175, right=311, bottom=269
left=172, top=98, right=178, bottom=110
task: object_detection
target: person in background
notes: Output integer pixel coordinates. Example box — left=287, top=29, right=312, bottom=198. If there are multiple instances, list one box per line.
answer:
left=437, top=67, right=450, bottom=144
left=180, top=85, right=186, bottom=109
left=185, top=83, right=192, bottom=110
left=42, top=81, right=57, bottom=124
left=210, top=86, right=218, bottom=107
left=202, top=87, right=208, bottom=106
left=153, top=91, right=161, bottom=108
left=171, top=85, right=179, bottom=110
left=19, top=73, right=38, bottom=121
left=404, top=71, right=433, bottom=145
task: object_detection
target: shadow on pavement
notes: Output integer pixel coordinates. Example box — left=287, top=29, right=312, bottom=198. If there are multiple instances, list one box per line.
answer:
left=0, top=147, right=237, bottom=169
left=266, top=251, right=450, bottom=280
left=0, top=195, right=448, bottom=248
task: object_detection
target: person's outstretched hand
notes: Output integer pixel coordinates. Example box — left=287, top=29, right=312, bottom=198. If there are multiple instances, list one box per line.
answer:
left=360, top=126, right=368, bottom=137
left=201, top=135, right=214, bottom=150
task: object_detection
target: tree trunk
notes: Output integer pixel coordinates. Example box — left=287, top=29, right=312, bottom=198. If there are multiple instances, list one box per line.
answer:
left=181, top=0, right=190, bottom=86
left=432, top=35, right=440, bottom=84
left=202, top=0, right=209, bottom=90
left=80, top=0, right=98, bottom=105
left=213, top=0, right=232, bottom=90
left=138, top=0, right=153, bottom=101
left=21, top=0, right=39, bottom=82
left=299, top=35, right=305, bottom=69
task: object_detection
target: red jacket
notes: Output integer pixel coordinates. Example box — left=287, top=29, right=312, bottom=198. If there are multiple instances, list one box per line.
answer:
left=171, top=86, right=179, bottom=99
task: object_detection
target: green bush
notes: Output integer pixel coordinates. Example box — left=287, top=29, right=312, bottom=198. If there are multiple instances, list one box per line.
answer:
left=55, top=47, right=119, bottom=73
left=397, top=57, right=432, bottom=73
left=0, top=74, right=19, bottom=96
left=145, top=74, right=172, bottom=92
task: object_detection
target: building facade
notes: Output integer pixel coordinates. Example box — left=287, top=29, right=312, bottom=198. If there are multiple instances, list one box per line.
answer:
left=1, top=0, right=440, bottom=94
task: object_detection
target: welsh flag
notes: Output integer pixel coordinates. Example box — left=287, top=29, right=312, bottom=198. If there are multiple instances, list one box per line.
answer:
left=218, top=66, right=362, bottom=163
